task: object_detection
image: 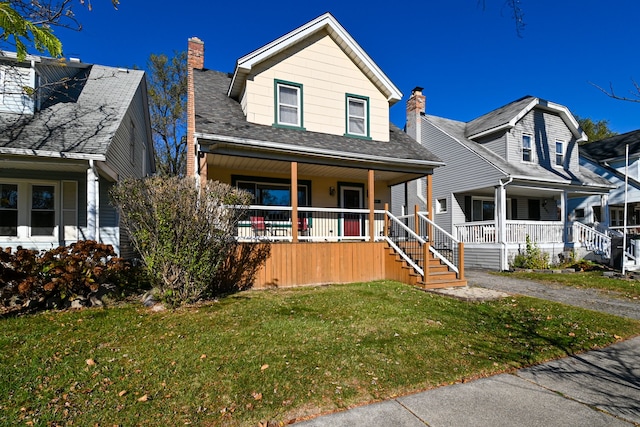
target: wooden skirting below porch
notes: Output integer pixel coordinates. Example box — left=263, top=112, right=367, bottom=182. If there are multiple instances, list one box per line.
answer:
left=246, top=241, right=465, bottom=289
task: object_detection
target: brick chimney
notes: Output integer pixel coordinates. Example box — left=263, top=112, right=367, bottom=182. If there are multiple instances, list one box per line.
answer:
left=186, top=37, right=205, bottom=179
left=406, top=87, right=425, bottom=143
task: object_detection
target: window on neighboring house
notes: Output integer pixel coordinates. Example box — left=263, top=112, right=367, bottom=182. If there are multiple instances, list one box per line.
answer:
left=575, top=208, right=585, bottom=219
left=274, top=80, right=303, bottom=128
left=472, top=198, right=495, bottom=221
left=522, top=134, right=533, bottom=162
left=0, top=183, right=18, bottom=236
left=31, top=185, right=55, bottom=236
left=436, top=198, right=447, bottom=214
left=345, top=94, right=369, bottom=138
left=0, top=180, right=68, bottom=239
left=555, top=140, right=564, bottom=167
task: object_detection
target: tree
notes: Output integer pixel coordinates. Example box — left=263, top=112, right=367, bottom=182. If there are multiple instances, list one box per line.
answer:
left=0, top=0, right=119, bottom=60
left=146, top=51, right=187, bottom=176
left=479, top=0, right=526, bottom=37
left=575, top=116, right=618, bottom=144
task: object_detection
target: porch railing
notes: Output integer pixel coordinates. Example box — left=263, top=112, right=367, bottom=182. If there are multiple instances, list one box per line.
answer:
left=236, top=205, right=386, bottom=241
left=568, top=221, right=611, bottom=259
left=417, top=212, right=461, bottom=273
left=455, top=221, right=564, bottom=244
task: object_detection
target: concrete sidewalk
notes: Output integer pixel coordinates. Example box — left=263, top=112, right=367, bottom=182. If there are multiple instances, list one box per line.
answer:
left=294, top=270, right=640, bottom=426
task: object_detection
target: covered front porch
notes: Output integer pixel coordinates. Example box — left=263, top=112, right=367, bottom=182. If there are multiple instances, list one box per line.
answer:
left=450, top=179, right=611, bottom=270
left=198, top=150, right=464, bottom=289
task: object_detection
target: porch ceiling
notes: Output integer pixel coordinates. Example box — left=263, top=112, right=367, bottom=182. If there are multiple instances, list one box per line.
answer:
left=207, top=154, right=425, bottom=185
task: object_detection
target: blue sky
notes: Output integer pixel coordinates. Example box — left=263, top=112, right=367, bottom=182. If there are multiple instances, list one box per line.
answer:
left=56, top=1, right=638, bottom=135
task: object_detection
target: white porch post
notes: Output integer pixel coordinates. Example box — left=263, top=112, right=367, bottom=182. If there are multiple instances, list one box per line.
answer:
left=561, top=191, right=568, bottom=245
left=87, top=160, right=100, bottom=241
left=601, top=194, right=610, bottom=227
left=496, top=184, right=507, bottom=270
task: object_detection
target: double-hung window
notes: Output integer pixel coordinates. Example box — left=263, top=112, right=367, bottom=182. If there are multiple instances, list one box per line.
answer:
left=30, top=185, right=56, bottom=236
left=522, top=134, right=533, bottom=162
left=275, top=80, right=303, bottom=128
left=345, top=94, right=369, bottom=138
left=555, top=140, right=564, bottom=167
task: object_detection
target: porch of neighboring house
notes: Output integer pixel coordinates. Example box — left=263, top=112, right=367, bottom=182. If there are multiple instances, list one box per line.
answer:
left=201, top=154, right=466, bottom=290
left=448, top=184, right=611, bottom=270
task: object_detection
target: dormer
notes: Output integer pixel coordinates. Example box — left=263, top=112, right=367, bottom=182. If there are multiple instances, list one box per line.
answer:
left=0, top=55, right=37, bottom=115
left=226, top=13, right=401, bottom=142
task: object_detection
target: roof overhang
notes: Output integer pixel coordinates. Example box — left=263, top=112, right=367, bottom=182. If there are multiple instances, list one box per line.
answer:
left=195, top=132, right=442, bottom=175
left=227, top=12, right=402, bottom=104
left=0, top=147, right=105, bottom=161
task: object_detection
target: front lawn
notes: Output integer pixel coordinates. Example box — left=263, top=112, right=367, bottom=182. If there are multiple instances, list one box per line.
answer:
left=502, top=270, right=640, bottom=300
left=2, top=280, right=639, bottom=426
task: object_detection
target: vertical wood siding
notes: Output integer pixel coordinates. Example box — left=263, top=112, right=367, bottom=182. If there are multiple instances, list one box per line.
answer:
left=251, top=242, right=397, bottom=288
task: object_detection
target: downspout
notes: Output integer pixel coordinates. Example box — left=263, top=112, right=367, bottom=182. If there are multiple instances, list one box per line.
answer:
left=498, top=176, right=513, bottom=270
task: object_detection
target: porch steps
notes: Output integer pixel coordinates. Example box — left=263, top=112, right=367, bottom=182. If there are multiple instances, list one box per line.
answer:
left=387, top=244, right=466, bottom=289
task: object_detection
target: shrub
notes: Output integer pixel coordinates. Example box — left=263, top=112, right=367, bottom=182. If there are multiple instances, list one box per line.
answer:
left=110, top=177, right=259, bottom=306
left=511, top=235, right=550, bottom=270
left=0, top=241, right=135, bottom=311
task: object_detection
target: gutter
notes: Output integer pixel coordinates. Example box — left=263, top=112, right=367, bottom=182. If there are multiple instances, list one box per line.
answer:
left=0, top=147, right=105, bottom=161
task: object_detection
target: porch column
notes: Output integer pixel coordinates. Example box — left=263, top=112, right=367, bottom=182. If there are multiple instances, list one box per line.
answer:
left=87, top=160, right=100, bottom=242
left=601, top=194, right=610, bottom=227
left=495, top=184, right=507, bottom=270
left=291, top=162, right=298, bottom=243
left=368, top=169, right=375, bottom=242
left=561, top=191, right=568, bottom=245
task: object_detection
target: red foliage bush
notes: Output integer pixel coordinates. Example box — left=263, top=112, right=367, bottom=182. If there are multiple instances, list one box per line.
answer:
left=0, top=241, right=137, bottom=309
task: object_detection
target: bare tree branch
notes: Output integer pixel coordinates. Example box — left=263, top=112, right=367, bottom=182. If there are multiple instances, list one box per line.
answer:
left=590, top=79, right=640, bottom=104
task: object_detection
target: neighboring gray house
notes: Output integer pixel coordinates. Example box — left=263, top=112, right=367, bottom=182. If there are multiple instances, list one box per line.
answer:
left=0, top=52, right=154, bottom=256
left=571, top=129, right=640, bottom=230
left=397, top=89, right=614, bottom=270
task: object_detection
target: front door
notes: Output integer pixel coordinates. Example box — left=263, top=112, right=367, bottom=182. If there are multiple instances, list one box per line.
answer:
left=340, top=185, right=363, bottom=237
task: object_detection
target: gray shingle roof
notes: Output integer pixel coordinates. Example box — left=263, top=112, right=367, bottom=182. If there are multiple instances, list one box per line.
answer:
left=0, top=64, right=145, bottom=157
left=466, top=96, right=535, bottom=138
left=580, top=129, right=640, bottom=161
left=194, top=69, right=442, bottom=166
left=425, top=114, right=614, bottom=189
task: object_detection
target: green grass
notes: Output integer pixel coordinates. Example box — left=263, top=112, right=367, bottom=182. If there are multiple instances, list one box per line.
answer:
left=500, top=271, right=640, bottom=300
left=2, top=280, right=639, bottom=426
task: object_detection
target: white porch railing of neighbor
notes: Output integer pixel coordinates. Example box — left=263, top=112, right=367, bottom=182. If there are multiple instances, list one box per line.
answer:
left=455, top=221, right=564, bottom=244
left=568, top=221, right=611, bottom=258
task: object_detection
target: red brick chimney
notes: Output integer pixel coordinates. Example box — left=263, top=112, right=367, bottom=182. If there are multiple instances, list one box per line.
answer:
left=187, top=37, right=205, bottom=179
left=406, top=87, right=425, bottom=143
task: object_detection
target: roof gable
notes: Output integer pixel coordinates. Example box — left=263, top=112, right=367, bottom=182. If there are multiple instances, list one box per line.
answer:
left=227, top=12, right=402, bottom=104
left=465, top=96, right=587, bottom=142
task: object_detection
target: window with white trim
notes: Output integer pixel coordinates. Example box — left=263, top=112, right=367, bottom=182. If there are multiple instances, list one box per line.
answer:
left=346, top=95, right=369, bottom=137
left=0, top=180, right=68, bottom=240
left=275, top=80, right=302, bottom=128
left=436, top=198, right=447, bottom=214
left=0, top=183, right=18, bottom=236
left=555, top=140, right=564, bottom=167
left=522, top=134, right=533, bottom=162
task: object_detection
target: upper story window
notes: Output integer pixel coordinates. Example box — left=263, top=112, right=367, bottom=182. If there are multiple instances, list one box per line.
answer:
left=345, top=94, right=370, bottom=138
left=555, top=140, right=564, bottom=167
left=274, top=80, right=303, bottom=129
left=522, top=134, right=533, bottom=162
